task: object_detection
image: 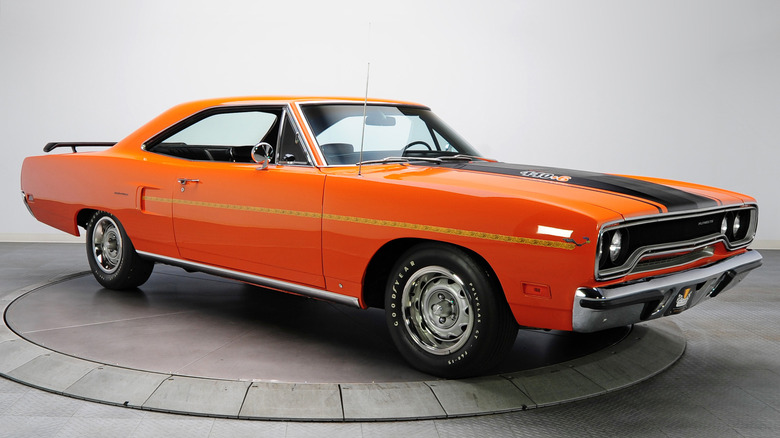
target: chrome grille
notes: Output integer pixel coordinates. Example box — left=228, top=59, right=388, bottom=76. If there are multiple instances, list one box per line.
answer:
left=596, top=205, right=758, bottom=281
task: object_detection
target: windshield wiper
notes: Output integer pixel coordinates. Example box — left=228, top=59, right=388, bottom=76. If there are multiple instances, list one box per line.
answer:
left=356, top=156, right=443, bottom=166
left=356, top=154, right=482, bottom=166
left=439, top=154, right=480, bottom=161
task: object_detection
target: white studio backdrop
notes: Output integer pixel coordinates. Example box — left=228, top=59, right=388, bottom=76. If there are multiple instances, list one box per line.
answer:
left=1, top=0, right=778, bottom=246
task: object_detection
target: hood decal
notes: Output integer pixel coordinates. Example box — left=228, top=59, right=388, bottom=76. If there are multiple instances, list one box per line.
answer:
left=443, top=162, right=720, bottom=213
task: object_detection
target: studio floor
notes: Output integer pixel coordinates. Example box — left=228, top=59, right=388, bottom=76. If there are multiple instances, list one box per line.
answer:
left=1, top=243, right=778, bottom=437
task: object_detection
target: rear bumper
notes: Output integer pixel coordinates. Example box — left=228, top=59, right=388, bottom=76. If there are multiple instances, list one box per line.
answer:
left=21, top=191, right=35, bottom=218
left=572, top=250, right=762, bottom=332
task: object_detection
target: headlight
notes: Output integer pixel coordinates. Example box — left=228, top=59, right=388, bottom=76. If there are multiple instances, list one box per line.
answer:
left=732, top=215, right=741, bottom=236
left=609, top=231, right=623, bottom=263
left=721, top=216, right=728, bottom=235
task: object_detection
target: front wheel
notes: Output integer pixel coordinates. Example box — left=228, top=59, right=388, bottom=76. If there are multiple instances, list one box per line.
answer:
left=385, top=243, right=518, bottom=378
left=86, top=211, right=154, bottom=290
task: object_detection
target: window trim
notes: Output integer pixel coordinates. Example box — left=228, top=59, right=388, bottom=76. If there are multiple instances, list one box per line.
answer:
left=143, top=105, right=283, bottom=151
left=275, top=107, right=314, bottom=167
left=142, top=104, right=316, bottom=167
left=294, top=101, right=472, bottom=168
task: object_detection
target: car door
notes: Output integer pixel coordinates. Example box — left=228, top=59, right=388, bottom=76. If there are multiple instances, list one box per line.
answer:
left=149, top=106, right=326, bottom=288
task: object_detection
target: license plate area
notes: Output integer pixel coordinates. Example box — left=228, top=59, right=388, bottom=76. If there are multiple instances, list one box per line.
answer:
left=671, top=286, right=695, bottom=314
left=646, top=276, right=724, bottom=319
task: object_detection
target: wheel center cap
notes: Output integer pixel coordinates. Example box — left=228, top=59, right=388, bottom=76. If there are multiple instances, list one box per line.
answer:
left=431, top=299, right=453, bottom=318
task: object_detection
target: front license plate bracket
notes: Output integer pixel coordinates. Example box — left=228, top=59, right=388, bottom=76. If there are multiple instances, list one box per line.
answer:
left=671, top=286, right=695, bottom=314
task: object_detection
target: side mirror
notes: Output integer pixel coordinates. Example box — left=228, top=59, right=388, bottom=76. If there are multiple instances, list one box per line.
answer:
left=251, top=142, right=273, bottom=170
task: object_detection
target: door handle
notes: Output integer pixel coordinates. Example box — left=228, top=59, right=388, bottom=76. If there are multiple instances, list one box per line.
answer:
left=177, top=178, right=200, bottom=192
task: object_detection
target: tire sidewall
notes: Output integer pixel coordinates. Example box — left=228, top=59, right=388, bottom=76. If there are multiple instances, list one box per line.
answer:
left=86, top=211, right=140, bottom=289
left=385, top=243, right=506, bottom=378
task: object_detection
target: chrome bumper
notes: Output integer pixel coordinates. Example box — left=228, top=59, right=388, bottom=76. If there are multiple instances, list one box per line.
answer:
left=572, top=250, right=762, bottom=333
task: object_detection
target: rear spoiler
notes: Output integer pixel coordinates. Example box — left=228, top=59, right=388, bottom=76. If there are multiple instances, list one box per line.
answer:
left=44, top=142, right=116, bottom=153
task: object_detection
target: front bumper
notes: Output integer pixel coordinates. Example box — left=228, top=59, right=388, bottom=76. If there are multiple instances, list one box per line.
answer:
left=572, top=250, right=762, bottom=333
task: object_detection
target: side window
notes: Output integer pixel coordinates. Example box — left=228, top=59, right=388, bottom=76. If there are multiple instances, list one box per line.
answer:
left=277, top=114, right=310, bottom=165
left=148, top=110, right=281, bottom=162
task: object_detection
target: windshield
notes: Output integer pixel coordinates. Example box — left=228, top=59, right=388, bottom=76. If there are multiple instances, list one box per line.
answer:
left=300, top=104, right=481, bottom=165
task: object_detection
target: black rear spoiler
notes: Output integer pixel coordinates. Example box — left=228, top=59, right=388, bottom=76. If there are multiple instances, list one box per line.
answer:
left=44, top=142, right=116, bottom=153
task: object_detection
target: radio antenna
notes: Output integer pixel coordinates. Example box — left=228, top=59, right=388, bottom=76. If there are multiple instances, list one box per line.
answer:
left=358, top=62, right=370, bottom=177
left=357, top=22, right=372, bottom=177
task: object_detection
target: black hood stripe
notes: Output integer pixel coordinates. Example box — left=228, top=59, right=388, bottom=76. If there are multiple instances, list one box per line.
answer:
left=442, top=162, right=720, bottom=213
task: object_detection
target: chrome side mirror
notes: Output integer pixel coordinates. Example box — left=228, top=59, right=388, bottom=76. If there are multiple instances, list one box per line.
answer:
left=251, top=142, right=273, bottom=170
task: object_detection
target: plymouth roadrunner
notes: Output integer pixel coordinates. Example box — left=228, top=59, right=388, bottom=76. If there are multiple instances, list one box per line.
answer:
left=21, top=97, right=762, bottom=378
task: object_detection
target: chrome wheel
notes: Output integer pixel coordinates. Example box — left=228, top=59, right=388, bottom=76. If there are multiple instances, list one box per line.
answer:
left=386, top=243, right=519, bottom=378
left=85, top=211, right=154, bottom=290
left=91, top=216, right=122, bottom=274
left=401, top=266, right=474, bottom=355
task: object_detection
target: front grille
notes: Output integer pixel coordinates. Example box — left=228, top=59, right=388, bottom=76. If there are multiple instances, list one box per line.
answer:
left=634, top=246, right=715, bottom=273
left=596, top=205, right=757, bottom=281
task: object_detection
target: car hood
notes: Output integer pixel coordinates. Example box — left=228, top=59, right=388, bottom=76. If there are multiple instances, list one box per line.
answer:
left=450, top=161, right=744, bottom=210
left=359, top=161, right=750, bottom=221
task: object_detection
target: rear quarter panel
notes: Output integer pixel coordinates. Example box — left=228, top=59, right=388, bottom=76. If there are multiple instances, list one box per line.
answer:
left=21, top=148, right=178, bottom=257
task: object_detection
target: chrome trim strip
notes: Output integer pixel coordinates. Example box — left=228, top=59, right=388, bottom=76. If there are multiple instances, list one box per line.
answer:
left=291, top=101, right=328, bottom=167
left=21, top=191, right=35, bottom=218
left=595, top=205, right=758, bottom=281
left=632, top=245, right=715, bottom=273
left=574, top=250, right=762, bottom=332
left=136, top=251, right=360, bottom=308
left=142, top=103, right=311, bottom=161
left=599, top=203, right=758, bottom=232
left=599, top=235, right=724, bottom=280
left=276, top=106, right=315, bottom=166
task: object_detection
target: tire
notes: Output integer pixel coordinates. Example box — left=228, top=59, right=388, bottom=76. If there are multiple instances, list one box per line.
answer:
left=86, top=211, right=154, bottom=290
left=385, top=242, right=518, bottom=378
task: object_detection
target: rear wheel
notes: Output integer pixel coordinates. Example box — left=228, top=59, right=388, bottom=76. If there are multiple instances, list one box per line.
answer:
left=385, top=243, right=518, bottom=378
left=86, top=211, right=154, bottom=290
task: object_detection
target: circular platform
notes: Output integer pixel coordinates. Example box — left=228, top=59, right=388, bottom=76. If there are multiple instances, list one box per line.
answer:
left=0, top=266, right=686, bottom=421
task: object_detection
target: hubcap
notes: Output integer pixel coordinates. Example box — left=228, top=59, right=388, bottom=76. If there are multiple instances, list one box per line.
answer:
left=401, top=266, right=474, bottom=355
left=92, top=216, right=122, bottom=274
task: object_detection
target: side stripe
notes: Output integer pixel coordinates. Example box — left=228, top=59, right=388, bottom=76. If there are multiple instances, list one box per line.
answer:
left=144, top=196, right=321, bottom=218
left=143, top=196, right=576, bottom=250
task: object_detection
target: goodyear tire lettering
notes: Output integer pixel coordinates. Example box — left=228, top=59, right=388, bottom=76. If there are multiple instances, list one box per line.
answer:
left=384, top=243, right=518, bottom=378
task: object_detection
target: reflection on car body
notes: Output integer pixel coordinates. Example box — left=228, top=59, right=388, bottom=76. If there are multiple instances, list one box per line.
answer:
left=21, top=96, right=762, bottom=377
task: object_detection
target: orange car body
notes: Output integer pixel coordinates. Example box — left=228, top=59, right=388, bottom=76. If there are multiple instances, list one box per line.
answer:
left=21, top=96, right=761, bottom=333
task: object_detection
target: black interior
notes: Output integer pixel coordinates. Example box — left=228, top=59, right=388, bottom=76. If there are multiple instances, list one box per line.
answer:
left=152, top=143, right=256, bottom=163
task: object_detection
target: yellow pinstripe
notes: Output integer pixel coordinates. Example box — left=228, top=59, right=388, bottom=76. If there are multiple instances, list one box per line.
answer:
left=143, top=196, right=575, bottom=250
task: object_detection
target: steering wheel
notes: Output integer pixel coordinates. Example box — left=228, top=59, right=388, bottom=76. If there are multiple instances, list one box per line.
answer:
left=402, top=140, right=433, bottom=153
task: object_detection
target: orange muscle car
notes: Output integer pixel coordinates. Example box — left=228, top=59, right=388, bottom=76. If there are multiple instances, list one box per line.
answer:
left=21, top=96, right=762, bottom=378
